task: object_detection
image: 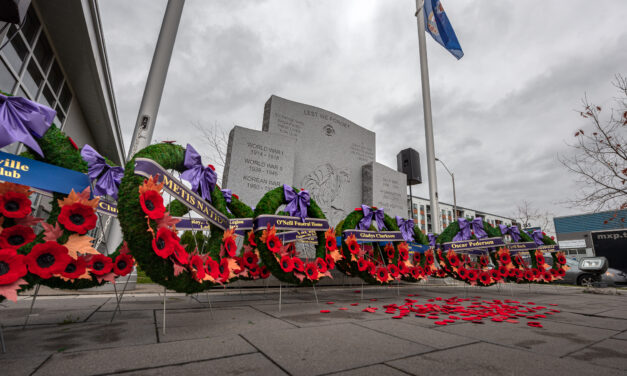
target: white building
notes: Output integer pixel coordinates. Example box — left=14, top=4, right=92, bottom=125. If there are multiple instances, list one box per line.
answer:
left=407, top=195, right=517, bottom=234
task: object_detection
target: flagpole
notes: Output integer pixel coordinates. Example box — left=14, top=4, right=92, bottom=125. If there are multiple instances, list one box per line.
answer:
left=415, top=0, right=441, bottom=234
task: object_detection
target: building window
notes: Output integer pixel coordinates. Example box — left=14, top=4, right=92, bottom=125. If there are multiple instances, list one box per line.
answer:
left=0, top=7, right=72, bottom=128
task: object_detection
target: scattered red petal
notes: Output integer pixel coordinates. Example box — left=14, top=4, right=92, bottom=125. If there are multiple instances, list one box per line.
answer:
left=320, top=310, right=330, bottom=313
left=350, top=303, right=359, bottom=306
left=392, top=316, right=403, bottom=319
left=326, top=302, right=335, bottom=304
left=434, top=321, right=448, bottom=325
left=338, top=307, right=348, bottom=311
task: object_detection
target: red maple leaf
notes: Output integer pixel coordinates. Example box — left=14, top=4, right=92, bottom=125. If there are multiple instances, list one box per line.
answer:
left=156, top=213, right=181, bottom=230
left=0, top=278, right=28, bottom=302
left=41, top=222, right=64, bottom=242
left=15, top=215, right=43, bottom=227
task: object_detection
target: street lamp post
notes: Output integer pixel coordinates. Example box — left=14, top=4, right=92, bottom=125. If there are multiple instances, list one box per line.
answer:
left=436, top=158, right=456, bottom=222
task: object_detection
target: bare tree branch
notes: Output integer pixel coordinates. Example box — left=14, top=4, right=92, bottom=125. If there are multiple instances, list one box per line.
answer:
left=559, top=75, right=627, bottom=211
left=191, top=121, right=229, bottom=185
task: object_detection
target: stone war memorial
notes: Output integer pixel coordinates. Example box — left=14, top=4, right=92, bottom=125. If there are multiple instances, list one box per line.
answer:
left=223, top=95, right=409, bottom=226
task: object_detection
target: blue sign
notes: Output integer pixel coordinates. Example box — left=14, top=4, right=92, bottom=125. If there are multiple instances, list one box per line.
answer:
left=0, top=151, right=90, bottom=194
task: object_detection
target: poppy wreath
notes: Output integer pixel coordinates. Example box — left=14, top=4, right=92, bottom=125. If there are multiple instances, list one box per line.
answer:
left=335, top=208, right=406, bottom=285
left=400, top=224, right=431, bottom=283
left=434, top=220, right=503, bottom=286
left=526, top=235, right=564, bottom=284
left=117, top=142, right=236, bottom=294
left=226, top=195, right=271, bottom=281
left=0, top=126, right=132, bottom=303
left=253, top=186, right=339, bottom=286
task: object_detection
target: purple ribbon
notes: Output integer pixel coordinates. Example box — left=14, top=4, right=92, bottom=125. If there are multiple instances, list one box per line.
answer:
left=531, top=229, right=544, bottom=246
left=358, top=205, right=386, bottom=231
left=80, top=144, right=124, bottom=199
left=428, top=233, right=437, bottom=247
left=498, top=224, right=521, bottom=242
left=181, top=144, right=217, bottom=202
left=396, top=216, right=415, bottom=242
left=0, top=94, right=55, bottom=157
left=283, top=185, right=310, bottom=222
left=221, top=189, right=232, bottom=204
left=453, top=217, right=488, bottom=241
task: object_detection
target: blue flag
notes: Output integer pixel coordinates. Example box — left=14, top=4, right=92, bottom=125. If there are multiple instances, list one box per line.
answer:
left=424, top=0, right=463, bottom=59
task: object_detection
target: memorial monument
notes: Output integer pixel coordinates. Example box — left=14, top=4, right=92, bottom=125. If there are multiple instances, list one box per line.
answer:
left=223, top=95, right=408, bottom=226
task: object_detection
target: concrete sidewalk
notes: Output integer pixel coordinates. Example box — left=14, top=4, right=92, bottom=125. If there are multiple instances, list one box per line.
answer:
left=1, top=283, right=626, bottom=375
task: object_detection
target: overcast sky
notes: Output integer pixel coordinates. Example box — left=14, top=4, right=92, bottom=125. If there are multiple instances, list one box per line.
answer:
left=99, top=0, right=627, bottom=227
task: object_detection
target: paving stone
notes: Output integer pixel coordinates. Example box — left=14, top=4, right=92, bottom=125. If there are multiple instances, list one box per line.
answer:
left=243, top=323, right=432, bottom=376
left=33, top=335, right=255, bottom=376
left=357, top=320, right=476, bottom=349
left=1, top=321, right=156, bottom=356
left=107, top=352, right=287, bottom=376
left=568, top=338, right=627, bottom=371
left=612, top=330, right=627, bottom=340
left=541, top=310, right=627, bottom=331
left=387, top=342, right=622, bottom=376
left=155, top=306, right=296, bottom=343
left=0, top=353, right=50, bottom=376
left=435, top=318, right=618, bottom=357
left=595, top=309, right=627, bottom=320
left=327, top=363, right=410, bottom=376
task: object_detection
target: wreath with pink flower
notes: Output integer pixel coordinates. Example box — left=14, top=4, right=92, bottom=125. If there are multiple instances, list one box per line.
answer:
left=252, top=186, right=342, bottom=286
left=335, top=207, right=411, bottom=285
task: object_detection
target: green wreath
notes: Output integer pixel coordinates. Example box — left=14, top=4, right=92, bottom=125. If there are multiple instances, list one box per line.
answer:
left=117, top=143, right=229, bottom=294
left=400, top=224, right=430, bottom=282
left=253, top=186, right=327, bottom=286
left=336, top=208, right=403, bottom=285
left=16, top=126, right=126, bottom=291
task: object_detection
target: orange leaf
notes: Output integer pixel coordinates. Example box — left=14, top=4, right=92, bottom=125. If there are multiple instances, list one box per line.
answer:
left=64, top=234, right=99, bottom=259
left=0, top=182, right=32, bottom=196
left=58, top=187, right=99, bottom=209
left=138, top=175, right=164, bottom=195
left=0, top=278, right=28, bottom=302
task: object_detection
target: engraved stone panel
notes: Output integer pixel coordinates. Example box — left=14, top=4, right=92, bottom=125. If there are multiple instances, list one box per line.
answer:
left=362, top=162, right=408, bottom=219
left=222, top=126, right=296, bottom=208
left=262, top=95, right=376, bottom=226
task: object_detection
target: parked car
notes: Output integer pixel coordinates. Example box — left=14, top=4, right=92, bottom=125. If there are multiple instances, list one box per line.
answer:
left=562, top=258, right=627, bottom=286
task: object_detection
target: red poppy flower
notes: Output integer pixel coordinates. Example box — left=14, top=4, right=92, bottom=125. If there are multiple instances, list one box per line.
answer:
left=541, top=271, right=553, bottom=282
left=247, top=264, right=259, bottom=278
left=247, top=230, right=257, bottom=247
left=205, top=257, right=220, bottom=279
left=499, top=252, right=511, bottom=265
left=376, top=266, right=389, bottom=282
left=556, top=254, right=566, bottom=265
left=479, top=256, right=489, bottom=266
left=457, top=267, right=468, bottom=279
left=466, top=269, right=478, bottom=281
left=113, top=254, right=134, bottom=276
left=188, top=255, right=205, bottom=281
left=345, top=235, right=360, bottom=255
left=280, top=255, right=294, bottom=272
left=152, top=227, right=178, bottom=259
left=498, top=265, right=509, bottom=277
left=479, top=272, right=492, bottom=285
left=437, top=269, right=447, bottom=278
left=385, top=243, right=395, bottom=259
left=425, top=252, right=435, bottom=265
left=293, top=257, right=304, bottom=272
left=61, top=256, right=87, bottom=279
left=0, top=191, right=32, bottom=218
left=304, top=263, right=319, bottom=280
left=411, top=266, right=423, bottom=279
left=490, top=269, right=501, bottom=281
left=25, top=241, right=71, bottom=279
left=398, top=247, right=409, bottom=261
left=315, top=257, right=328, bottom=273
left=58, top=203, right=97, bottom=234
left=241, top=251, right=258, bottom=269
left=0, top=248, right=27, bottom=284
left=397, top=261, right=409, bottom=275
left=532, top=268, right=541, bottom=279
left=139, top=190, right=165, bottom=219
left=217, top=258, right=231, bottom=282
left=388, top=264, right=400, bottom=279
left=357, top=258, right=369, bottom=271
left=325, top=234, right=337, bottom=252
left=557, top=268, right=566, bottom=277
left=535, top=252, right=545, bottom=266
left=88, top=254, right=113, bottom=276
left=171, top=243, right=189, bottom=266
left=447, top=253, right=460, bottom=267
left=266, top=234, right=281, bottom=253
left=413, top=252, right=421, bottom=264
left=223, top=236, right=237, bottom=257
left=259, top=265, right=270, bottom=279
left=367, top=261, right=376, bottom=275
left=325, top=254, right=335, bottom=270
left=0, top=225, right=35, bottom=249
left=525, top=269, right=535, bottom=281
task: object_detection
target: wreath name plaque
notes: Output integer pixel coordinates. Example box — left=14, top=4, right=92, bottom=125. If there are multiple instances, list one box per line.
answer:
left=134, top=158, right=229, bottom=230
left=508, top=242, right=544, bottom=252
left=442, top=237, right=505, bottom=252
left=342, top=229, right=404, bottom=242
left=253, top=214, right=329, bottom=232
